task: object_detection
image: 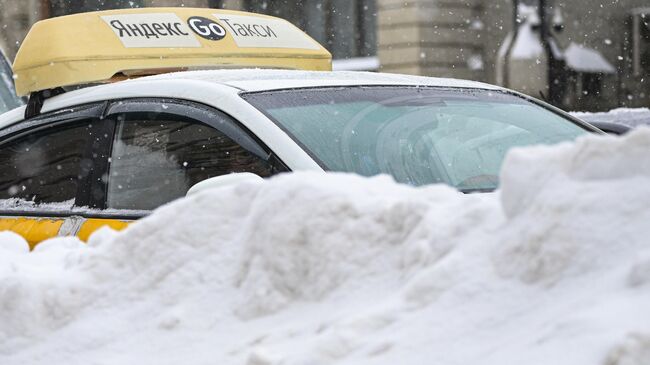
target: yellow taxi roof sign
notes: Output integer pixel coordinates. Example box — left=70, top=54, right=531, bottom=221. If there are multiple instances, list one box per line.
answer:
left=13, top=8, right=332, bottom=96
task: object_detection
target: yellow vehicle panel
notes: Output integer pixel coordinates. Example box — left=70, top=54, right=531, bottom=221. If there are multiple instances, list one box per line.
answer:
left=0, top=217, right=64, bottom=249
left=0, top=216, right=131, bottom=249
left=77, top=219, right=131, bottom=242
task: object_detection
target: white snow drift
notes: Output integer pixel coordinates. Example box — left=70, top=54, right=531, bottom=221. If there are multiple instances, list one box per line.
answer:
left=572, top=107, right=650, bottom=129
left=1, top=128, right=650, bottom=365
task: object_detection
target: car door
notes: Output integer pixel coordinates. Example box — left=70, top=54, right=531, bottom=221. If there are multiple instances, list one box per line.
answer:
left=0, top=102, right=116, bottom=248
left=97, top=98, right=287, bottom=217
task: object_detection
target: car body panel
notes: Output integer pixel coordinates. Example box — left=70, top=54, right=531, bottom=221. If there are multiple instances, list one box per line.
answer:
left=0, top=216, right=64, bottom=248
left=144, top=69, right=503, bottom=92
left=77, top=219, right=131, bottom=242
left=0, top=215, right=131, bottom=248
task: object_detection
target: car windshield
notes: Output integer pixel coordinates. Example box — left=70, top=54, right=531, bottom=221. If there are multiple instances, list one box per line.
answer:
left=242, top=86, right=589, bottom=191
left=0, top=53, right=23, bottom=114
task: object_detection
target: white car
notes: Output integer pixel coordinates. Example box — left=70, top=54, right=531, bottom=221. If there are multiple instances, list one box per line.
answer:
left=0, top=7, right=599, bottom=246
left=0, top=69, right=597, bottom=208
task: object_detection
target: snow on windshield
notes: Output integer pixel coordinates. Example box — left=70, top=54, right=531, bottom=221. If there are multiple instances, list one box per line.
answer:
left=1, top=127, right=650, bottom=364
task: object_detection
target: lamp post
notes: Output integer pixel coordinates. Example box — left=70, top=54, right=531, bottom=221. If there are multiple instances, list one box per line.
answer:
left=503, top=0, right=520, bottom=88
left=538, top=0, right=566, bottom=107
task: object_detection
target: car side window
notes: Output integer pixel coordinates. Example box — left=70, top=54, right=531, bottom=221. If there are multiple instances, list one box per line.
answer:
left=107, top=114, right=276, bottom=211
left=0, top=122, right=92, bottom=205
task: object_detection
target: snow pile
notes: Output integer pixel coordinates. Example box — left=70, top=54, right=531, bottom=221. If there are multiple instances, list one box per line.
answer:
left=572, top=108, right=650, bottom=129
left=2, top=129, right=650, bottom=365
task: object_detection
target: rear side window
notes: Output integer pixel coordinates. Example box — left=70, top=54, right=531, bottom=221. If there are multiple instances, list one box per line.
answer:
left=107, top=117, right=274, bottom=210
left=0, top=123, right=91, bottom=204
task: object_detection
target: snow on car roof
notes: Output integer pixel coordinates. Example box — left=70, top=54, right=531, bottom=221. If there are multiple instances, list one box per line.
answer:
left=143, top=69, right=503, bottom=92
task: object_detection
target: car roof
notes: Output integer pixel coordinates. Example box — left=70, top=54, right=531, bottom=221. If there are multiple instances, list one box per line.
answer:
left=0, top=69, right=505, bottom=128
left=145, top=69, right=503, bottom=92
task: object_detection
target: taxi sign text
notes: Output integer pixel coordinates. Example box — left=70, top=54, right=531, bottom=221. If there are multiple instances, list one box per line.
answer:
left=214, top=14, right=320, bottom=50
left=102, top=13, right=201, bottom=48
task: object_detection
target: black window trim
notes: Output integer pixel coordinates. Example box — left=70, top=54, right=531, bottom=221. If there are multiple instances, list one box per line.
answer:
left=75, top=105, right=115, bottom=210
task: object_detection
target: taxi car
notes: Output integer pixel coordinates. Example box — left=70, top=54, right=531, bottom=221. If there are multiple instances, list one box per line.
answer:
left=0, top=8, right=599, bottom=247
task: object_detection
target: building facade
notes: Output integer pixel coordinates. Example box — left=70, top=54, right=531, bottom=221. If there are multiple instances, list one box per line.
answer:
left=0, top=0, right=648, bottom=111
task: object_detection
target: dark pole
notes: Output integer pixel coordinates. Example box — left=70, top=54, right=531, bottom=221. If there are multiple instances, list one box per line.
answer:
left=504, top=0, right=520, bottom=87
left=538, top=0, right=552, bottom=100
left=538, top=0, right=549, bottom=46
left=538, top=0, right=565, bottom=107
left=512, top=0, right=519, bottom=34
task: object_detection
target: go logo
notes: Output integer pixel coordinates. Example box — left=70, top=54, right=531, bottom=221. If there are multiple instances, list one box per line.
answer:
left=187, top=16, right=226, bottom=41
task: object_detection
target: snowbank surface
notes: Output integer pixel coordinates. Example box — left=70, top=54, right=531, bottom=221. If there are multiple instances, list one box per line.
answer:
left=572, top=108, right=650, bottom=128
left=2, top=129, right=650, bottom=365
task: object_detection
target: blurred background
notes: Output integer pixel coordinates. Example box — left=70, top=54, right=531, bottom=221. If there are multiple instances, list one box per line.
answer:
left=0, top=0, right=648, bottom=112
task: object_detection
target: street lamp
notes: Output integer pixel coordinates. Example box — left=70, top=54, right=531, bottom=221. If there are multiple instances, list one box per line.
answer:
left=538, top=0, right=566, bottom=107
